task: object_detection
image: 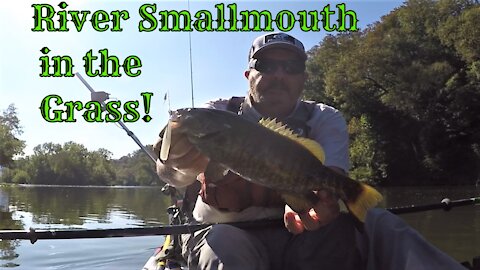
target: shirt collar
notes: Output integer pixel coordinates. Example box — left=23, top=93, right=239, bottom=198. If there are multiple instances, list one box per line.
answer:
left=241, top=94, right=302, bottom=121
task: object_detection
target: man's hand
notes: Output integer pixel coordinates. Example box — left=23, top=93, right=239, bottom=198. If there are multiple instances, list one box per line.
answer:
left=154, top=124, right=208, bottom=186
left=284, top=190, right=340, bottom=234
left=284, top=166, right=346, bottom=234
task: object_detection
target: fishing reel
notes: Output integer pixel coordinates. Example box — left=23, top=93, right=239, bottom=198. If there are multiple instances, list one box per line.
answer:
left=90, top=91, right=110, bottom=104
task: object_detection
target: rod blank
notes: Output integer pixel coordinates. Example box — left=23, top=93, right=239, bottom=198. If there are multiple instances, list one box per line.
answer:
left=1, top=197, right=478, bottom=242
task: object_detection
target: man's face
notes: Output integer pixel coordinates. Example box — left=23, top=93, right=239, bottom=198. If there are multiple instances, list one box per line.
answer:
left=245, top=48, right=307, bottom=119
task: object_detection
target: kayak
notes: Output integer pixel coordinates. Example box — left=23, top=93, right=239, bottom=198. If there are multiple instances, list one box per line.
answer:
left=142, top=255, right=184, bottom=270
left=141, top=235, right=185, bottom=270
left=140, top=198, right=480, bottom=270
left=140, top=225, right=480, bottom=270
left=141, top=247, right=480, bottom=270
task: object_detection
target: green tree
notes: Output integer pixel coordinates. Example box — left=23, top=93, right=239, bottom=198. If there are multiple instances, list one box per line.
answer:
left=348, top=115, right=387, bottom=183
left=29, top=143, right=62, bottom=184
left=6, top=142, right=116, bottom=185
left=86, top=148, right=116, bottom=185
left=0, top=104, right=25, bottom=166
left=113, top=146, right=159, bottom=186
left=305, top=0, right=480, bottom=185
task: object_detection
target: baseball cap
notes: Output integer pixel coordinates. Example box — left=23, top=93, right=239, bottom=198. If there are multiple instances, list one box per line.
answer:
left=248, top=32, right=307, bottom=61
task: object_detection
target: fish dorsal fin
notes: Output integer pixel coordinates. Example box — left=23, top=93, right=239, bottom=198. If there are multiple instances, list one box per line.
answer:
left=259, top=118, right=325, bottom=163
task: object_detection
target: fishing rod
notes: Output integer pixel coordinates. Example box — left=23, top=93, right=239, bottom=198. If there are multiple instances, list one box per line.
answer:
left=388, top=197, right=480, bottom=214
left=1, top=196, right=478, bottom=243
left=75, top=72, right=187, bottom=209
left=0, top=219, right=282, bottom=244
left=75, top=73, right=180, bottom=202
left=75, top=72, right=157, bottom=164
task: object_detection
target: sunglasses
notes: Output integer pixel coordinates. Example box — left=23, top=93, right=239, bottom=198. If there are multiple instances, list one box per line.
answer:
left=249, top=58, right=305, bottom=74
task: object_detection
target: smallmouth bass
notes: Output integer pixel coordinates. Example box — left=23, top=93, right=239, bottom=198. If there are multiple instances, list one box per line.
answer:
left=160, top=108, right=382, bottom=222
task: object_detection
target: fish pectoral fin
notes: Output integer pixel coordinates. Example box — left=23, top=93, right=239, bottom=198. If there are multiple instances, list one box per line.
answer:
left=281, top=192, right=318, bottom=214
left=204, top=162, right=230, bottom=183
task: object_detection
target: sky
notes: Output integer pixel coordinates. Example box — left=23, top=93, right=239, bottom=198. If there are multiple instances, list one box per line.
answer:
left=0, top=0, right=405, bottom=160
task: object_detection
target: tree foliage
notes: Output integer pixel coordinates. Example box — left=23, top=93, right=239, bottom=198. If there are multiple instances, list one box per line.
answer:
left=0, top=142, right=160, bottom=186
left=0, top=104, right=25, bottom=166
left=2, top=142, right=116, bottom=185
left=305, top=0, right=480, bottom=185
left=113, top=147, right=159, bottom=186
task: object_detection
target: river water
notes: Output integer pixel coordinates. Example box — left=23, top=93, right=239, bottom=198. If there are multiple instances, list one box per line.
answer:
left=0, top=185, right=478, bottom=269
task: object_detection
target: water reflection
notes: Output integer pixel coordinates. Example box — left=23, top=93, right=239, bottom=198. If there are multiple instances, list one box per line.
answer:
left=0, top=185, right=478, bottom=268
left=2, top=186, right=170, bottom=228
left=379, top=186, right=480, bottom=263
left=1, top=185, right=172, bottom=268
left=0, top=189, right=23, bottom=268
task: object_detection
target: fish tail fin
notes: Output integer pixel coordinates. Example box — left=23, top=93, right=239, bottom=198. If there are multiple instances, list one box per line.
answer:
left=346, top=184, right=383, bottom=222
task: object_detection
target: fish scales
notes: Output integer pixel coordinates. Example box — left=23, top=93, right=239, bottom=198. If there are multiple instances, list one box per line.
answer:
left=220, top=120, right=320, bottom=192
left=171, top=108, right=347, bottom=193
left=226, top=137, right=279, bottom=186
left=166, top=108, right=383, bottom=221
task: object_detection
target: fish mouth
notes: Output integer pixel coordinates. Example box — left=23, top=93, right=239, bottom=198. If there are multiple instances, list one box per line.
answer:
left=160, top=109, right=190, bottom=161
left=159, top=109, right=194, bottom=161
left=162, top=108, right=223, bottom=151
left=170, top=108, right=197, bottom=117
left=169, top=109, right=188, bottom=122
left=167, top=109, right=192, bottom=130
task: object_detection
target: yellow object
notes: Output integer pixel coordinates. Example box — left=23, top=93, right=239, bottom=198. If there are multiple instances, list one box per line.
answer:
left=155, top=234, right=172, bottom=267
left=347, top=184, right=383, bottom=222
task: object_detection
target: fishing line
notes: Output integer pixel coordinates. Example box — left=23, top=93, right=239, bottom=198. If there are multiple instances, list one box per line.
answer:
left=187, top=0, right=195, bottom=108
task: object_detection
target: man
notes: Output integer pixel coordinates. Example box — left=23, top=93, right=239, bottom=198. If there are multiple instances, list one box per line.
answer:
left=154, top=33, right=466, bottom=270
left=155, top=32, right=360, bottom=270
